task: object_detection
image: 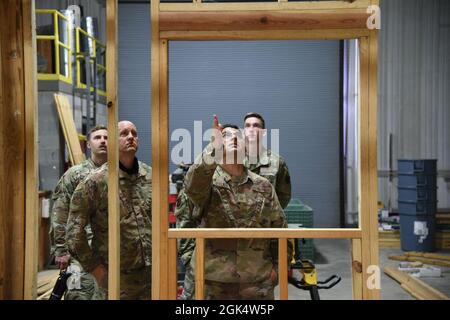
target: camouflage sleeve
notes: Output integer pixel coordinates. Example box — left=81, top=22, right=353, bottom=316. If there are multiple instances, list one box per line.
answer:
left=184, top=144, right=217, bottom=208
left=174, top=190, right=200, bottom=266
left=66, top=178, right=97, bottom=271
left=52, top=172, right=78, bottom=257
left=264, top=187, right=293, bottom=268
left=276, top=158, right=292, bottom=209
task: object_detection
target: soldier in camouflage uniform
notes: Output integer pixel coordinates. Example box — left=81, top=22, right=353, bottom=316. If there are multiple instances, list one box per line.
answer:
left=175, top=190, right=199, bottom=268
left=243, top=112, right=291, bottom=209
left=178, top=113, right=292, bottom=299
left=66, top=121, right=152, bottom=300
left=174, top=188, right=199, bottom=300
left=183, top=118, right=291, bottom=300
left=52, top=125, right=108, bottom=271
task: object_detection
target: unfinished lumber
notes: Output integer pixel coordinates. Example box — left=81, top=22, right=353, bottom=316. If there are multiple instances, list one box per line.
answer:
left=0, top=0, right=27, bottom=299
left=400, top=283, right=426, bottom=300
left=195, top=238, right=205, bottom=300
left=159, top=10, right=371, bottom=32
left=0, top=9, right=4, bottom=300
left=405, top=252, right=450, bottom=262
left=384, top=267, right=449, bottom=300
left=54, top=93, right=86, bottom=165
left=152, top=0, right=380, bottom=300
left=106, top=0, right=120, bottom=301
left=36, top=270, right=59, bottom=300
left=278, top=238, right=288, bottom=300
left=37, top=288, right=53, bottom=300
left=23, top=0, right=39, bottom=299
left=389, top=255, right=450, bottom=268
left=351, top=239, right=363, bottom=300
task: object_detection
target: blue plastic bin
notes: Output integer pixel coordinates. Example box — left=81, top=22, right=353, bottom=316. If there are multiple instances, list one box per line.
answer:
left=398, top=174, right=437, bottom=189
left=398, top=200, right=437, bottom=216
left=398, top=187, right=437, bottom=202
left=398, top=159, right=437, bottom=175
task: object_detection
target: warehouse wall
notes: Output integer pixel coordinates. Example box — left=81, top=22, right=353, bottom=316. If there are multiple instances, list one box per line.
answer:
left=118, top=4, right=152, bottom=169
left=118, top=3, right=343, bottom=227
left=38, top=92, right=107, bottom=191
left=36, top=0, right=106, bottom=42
left=378, top=0, right=450, bottom=211
left=36, top=0, right=108, bottom=191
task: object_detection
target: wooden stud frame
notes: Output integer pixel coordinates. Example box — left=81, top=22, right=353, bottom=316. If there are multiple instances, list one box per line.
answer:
left=1, top=0, right=120, bottom=300
left=151, top=0, right=380, bottom=300
left=1, top=0, right=378, bottom=300
left=10, top=0, right=121, bottom=300
left=0, top=0, right=38, bottom=300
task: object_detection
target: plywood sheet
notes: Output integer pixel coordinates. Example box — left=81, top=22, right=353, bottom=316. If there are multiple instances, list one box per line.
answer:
left=54, top=93, right=85, bottom=165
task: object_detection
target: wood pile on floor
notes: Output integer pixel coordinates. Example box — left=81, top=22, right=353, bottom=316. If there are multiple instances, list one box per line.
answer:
left=37, top=270, right=59, bottom=300
left=379, top=230, right=401, bottom=248
left=384, top=266, right=449, bottom=300
left=436, top=230, right=450, bottom=249
left=379, top=213, right=450, bottom=249
left=389, top=252, right=450, bottom=268
left=437, top=214, right=450, bottom=226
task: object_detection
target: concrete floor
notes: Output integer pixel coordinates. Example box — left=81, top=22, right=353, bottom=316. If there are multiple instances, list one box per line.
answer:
left=275, top=238, right=450, bottom=300
left=38, top=238, right=449, bottom=300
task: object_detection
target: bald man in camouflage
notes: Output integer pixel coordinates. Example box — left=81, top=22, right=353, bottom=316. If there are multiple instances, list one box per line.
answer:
left=66, top=121, right=152, bottom=300
left=182, top=116, right=290, bottom=300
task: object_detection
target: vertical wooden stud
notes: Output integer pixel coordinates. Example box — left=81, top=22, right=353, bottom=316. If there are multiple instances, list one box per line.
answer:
left=278, top=238, right=288, bottom=300
left=23, top=0, right=39, bottom=300
left=168, top=238, right=178, bottom=300
left=359, top=36, right=374, bottom=300
left=106, top=0, right=120, bottom=300
left=195, top=238, right=205, bottom=300
left=367, top=0, right=380, bottom=299
left=351, top=239, right=363, bottom=300
left=0, top=0, right=26, bottom=299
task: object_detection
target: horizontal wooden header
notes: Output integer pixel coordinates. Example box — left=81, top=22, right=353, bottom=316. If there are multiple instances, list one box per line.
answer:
left=159, top=10, right=371, bottom=32
left=160, top=29, right=369, bottom=41
left=168, top=228, right=362, bottom=239
left=160, top=1, right=372, bottom=12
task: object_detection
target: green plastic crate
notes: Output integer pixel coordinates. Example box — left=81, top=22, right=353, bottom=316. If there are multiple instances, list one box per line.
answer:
left=285, top=200, right=314, bottom=228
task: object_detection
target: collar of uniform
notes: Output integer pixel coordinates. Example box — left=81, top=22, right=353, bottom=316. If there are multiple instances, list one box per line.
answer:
left=119, top=157, right=139, bottom=176
left=87, top=157, right=103, bottom=169
left=137, top=161, right=150, bottom=178
left=215, top=165, right=253, bottom=187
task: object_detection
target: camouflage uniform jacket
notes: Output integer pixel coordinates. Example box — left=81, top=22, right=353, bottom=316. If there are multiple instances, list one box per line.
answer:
left=184, top=144, right=290, bottom=284
left=66, top=161, right=152, bottom=272
left=174, top=189, right=201, bottom=266
left=177, top=150, right=292, bottom=267
left=52, top=158, right=101, bottom=257
left=244, top=149, right=292, bottom=209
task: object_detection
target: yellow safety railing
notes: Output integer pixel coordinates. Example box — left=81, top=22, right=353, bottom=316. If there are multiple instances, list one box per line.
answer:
left=36, top=9, right=107, bottom=97
left=76, top=27, right=107, bottom=97
left=36, top=9, right=72, bottom=84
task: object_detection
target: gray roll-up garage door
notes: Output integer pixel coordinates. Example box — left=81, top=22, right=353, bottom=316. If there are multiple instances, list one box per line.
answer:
left=118, top=3, right=152, bottom=166
left=119, top=3, right=341, bottom=227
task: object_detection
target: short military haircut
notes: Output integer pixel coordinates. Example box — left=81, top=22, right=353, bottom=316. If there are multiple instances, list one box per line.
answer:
left=222, top=124, right=240, bottom=131
left=244, top=112, right=265, bottom=129
left=87, top=125, right=107, bottom=141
